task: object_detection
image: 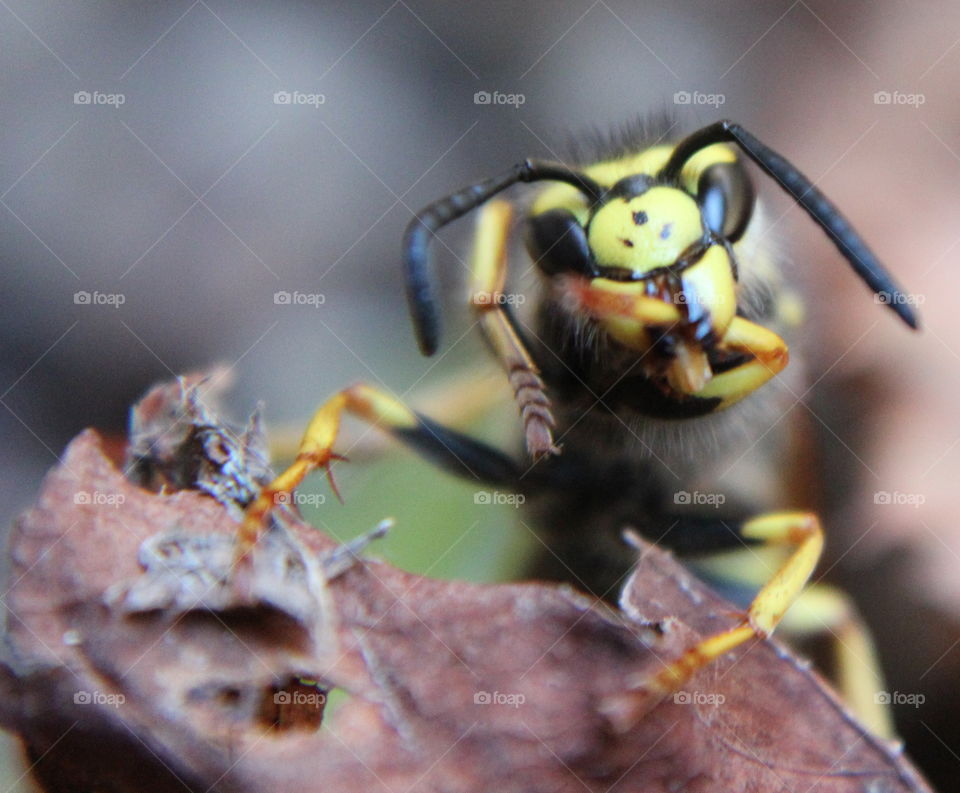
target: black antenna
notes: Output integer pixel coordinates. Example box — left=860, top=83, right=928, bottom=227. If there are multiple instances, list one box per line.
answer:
left=660, top=120, right=917, bottom=329
left=404, top=160, right=605, bottom=355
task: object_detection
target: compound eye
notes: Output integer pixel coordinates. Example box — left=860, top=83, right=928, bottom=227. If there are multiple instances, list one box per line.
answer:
left=525, top=209, right=596, bottom=278
left=697, top=161, right=755, bottom=242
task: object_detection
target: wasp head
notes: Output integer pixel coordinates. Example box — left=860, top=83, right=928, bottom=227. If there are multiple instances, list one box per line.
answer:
left=527, top=160, right=755, bottom=397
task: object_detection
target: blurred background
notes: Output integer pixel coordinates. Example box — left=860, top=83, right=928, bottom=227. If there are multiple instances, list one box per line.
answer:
left=2, top=0, right=959, bottom=788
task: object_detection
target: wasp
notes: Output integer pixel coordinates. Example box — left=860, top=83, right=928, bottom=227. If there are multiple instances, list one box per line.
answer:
left=240, top=119, right=917, bottom=734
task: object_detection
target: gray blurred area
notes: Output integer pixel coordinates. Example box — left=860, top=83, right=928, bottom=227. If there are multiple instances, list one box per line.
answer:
left=0, top=0, right=891, bottom=516
left=3, top=0, right=960, bottom=787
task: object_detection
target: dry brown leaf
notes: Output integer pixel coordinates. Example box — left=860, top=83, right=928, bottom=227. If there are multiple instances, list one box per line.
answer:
left=0, top=380, right=935, bottom=792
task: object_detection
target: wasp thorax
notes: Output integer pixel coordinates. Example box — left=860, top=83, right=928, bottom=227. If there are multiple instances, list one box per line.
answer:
left=587, top=186, right=702, bottom=275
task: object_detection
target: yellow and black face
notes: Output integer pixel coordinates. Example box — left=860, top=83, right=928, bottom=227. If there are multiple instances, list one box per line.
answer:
left=525, top=144, right=755, bottom=396
left=403, top=120, right=916, bottom=412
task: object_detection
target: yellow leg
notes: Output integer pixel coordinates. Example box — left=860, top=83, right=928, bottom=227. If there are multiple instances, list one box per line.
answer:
left=237, top=384, right=417, bottom=554
left=264, top=373, right=512, bottom=464
left=649, top=511, right=823, bottom=694
left=554, top=279, right=787, bottom=408
left=692, top=546, right=895, bottom=738
left=563, top=275, right=683, bottom=329
left=693, top=315, right=789, bottom=408
left=780, top=583, right=894, bottom=738
left=469, top=201, right=559, bottom=458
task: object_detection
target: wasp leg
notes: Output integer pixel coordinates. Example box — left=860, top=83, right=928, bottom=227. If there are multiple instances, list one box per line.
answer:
left=566, top=282, right=787, bottom=407
left=693, top=315, right=789, bottom=408
left=264, top=373, right=511, bottom=464
left=685, top=525, right=894, bottom=738
left=646, top=510, right=822, bottom=696
left=238, top=385, right=411, bottom=552
left=565, top=276, right=684, bottom=329
left=779, top=582, right=894, bottom=738
left=238, top=384, right=522, bottom=554
left=469, top=200, right=559, bottom=459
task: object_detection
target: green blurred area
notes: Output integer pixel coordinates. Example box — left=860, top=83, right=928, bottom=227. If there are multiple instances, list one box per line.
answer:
left=294, top=416, right=536, bottom=584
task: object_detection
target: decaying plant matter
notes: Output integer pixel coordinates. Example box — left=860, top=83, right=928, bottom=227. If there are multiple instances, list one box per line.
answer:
left=0, top=377, right=935, bottom=792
